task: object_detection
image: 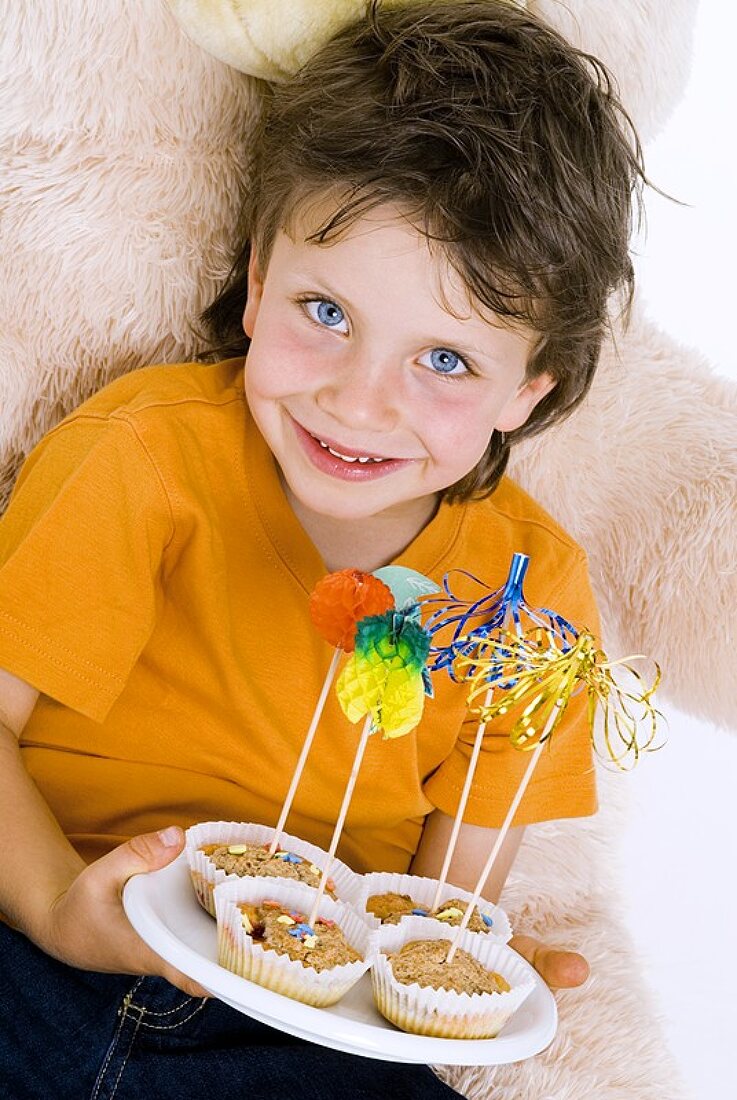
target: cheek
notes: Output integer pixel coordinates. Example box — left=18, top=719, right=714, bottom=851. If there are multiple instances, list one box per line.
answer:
left=247, top=315, right=331, bottom=398
left=417, top=390, right=495, bottom=468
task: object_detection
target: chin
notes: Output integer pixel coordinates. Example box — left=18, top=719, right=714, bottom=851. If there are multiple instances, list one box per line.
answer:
left=293, top=486, right=396, bottom=523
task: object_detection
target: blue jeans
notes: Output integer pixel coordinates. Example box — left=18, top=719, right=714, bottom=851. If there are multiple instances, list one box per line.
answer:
left=0, top=922, right=463, bottom=1099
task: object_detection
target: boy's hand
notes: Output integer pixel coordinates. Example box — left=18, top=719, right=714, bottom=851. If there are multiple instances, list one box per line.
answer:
left=510, top=933, right=590, bottom=989
left=40, top=826, right=209, bottom=999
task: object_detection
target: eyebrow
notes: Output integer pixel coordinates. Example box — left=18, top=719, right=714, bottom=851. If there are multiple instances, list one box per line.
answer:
left=292, top=272, right=513, bottom=370
left=292, top=272, right=359, bottom=314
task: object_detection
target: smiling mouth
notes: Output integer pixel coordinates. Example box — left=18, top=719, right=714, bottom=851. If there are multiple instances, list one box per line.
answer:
left=312, top=436, right=388, bottom=464
left=289, top=415, right=412, bottom=480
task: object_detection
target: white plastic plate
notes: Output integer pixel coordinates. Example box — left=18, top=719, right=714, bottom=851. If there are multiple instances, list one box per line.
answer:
left=123, top=854, right=557, bottom=1065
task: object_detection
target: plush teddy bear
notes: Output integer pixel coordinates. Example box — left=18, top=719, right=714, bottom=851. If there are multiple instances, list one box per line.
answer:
left=0, top=2, right=731, bottom=1097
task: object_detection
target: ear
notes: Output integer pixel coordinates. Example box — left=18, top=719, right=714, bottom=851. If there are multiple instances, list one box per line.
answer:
left=495, top=372, right=557, bottom=433
left=242, top=246, right=265, bottom=338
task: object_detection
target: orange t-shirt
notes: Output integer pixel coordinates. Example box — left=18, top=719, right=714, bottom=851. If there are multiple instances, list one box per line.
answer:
left=0, top=359, right=598, bottom=872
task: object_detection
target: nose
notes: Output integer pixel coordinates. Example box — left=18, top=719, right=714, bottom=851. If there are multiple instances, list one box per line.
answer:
left=315, top=353, right=402, bottom=434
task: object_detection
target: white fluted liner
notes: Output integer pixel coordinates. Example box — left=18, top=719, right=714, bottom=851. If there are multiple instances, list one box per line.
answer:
left=184, top=820, right=361, bottom=917
left=214, top=876, right=376, bottom=1007
left=370, top=915, right=534, bottom=1038
left=359, top=871, right=512, bottom=942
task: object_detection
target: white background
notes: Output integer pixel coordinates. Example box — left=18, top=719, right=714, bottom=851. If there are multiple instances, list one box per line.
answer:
left=620, top=2, right=737, bottom=1097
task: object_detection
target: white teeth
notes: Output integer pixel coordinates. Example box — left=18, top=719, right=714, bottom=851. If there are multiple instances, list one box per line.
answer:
left=327, top=446, right=358, bottom=462
left=316, top=437, right=386, bottom=463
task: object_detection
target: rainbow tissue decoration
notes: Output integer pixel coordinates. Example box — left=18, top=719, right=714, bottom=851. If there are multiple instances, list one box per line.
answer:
left=309, top=569, right=394, bottom=651
left=336, top=608, right=432, bottom=738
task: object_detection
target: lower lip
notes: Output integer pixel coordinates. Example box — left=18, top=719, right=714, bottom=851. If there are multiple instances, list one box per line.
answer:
left=290, top=418, right=411, bottom=482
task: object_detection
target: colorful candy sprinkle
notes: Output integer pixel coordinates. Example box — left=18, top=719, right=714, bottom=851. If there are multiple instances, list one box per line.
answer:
left=435, top=906, right=464, bottom=922
left=240, top=913, right=253, bottom=933
left=411, top=908, right=429, bottom=917
left=481, top=913, right=494, bottom=927
left=276, top=914, right=296, bottom=926
left=302, top=935, right=318, bottom=950
left=227, top=844, right=248, bottom=855
left=309, top=864, right=320, bottom=875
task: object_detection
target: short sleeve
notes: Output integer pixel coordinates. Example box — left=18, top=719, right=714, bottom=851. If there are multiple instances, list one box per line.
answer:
left=0, top=414, right=173, bottom=721
left=422, top=553, right=600, bottom=827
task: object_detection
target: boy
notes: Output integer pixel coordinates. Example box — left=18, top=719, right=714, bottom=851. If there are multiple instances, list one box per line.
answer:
left=0, top=2, right=645, bottom=1095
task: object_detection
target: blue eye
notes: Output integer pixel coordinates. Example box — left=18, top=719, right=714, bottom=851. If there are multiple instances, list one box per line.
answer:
left=303, top=298, right=348, bottom=332
left=421, top=347, right=469, bottom=377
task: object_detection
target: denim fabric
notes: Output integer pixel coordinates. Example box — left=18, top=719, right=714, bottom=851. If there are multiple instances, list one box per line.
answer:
left=0, top=923, right=463, bottom=1100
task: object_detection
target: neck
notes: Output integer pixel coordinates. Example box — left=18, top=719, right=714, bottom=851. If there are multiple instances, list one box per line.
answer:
left=285, top=488, right=439, bottom=573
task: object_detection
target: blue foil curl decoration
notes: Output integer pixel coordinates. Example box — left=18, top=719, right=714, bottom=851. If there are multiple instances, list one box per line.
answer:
left=422, top=553, right=578, bottom=682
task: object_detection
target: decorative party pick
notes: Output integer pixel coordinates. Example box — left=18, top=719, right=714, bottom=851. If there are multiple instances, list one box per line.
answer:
left=307, top=604, right=433, bottom=927
left=309, top=568, right=395, bottom=651
left=373, top=565, right=441, bottom=610
left=464, top=629, right=662, bottom=767
left=423, top=554, right=576, bottom=914
left=423, top=553, right=577, bottom=679
left=268, top=569, right=394, bottom=856
left=443, top=627, right=662, bottom=963
left=336, top=608, right=432, bottom=738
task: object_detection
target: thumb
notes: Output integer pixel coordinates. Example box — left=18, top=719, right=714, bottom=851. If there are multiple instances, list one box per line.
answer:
left=510, top=933, right=590, bottom=990
left=98, top=826, right=186, bottom=889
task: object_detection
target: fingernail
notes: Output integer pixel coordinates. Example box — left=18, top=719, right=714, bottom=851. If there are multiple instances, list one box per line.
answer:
left=158, top=826, right=181, bottom=847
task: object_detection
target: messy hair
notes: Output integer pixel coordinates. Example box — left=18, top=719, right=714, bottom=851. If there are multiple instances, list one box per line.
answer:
left=202, top=0, right=647, bottom=502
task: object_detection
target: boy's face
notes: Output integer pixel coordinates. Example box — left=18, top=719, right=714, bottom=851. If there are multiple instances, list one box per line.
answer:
left=243, top=201, right=554, bottom=526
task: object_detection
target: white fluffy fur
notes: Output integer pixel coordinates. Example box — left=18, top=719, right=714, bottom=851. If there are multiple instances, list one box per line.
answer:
left=511, top=307, right=737, bottom=728
left=1, top=1, right=733, bottom=1096
left=0, top=0, right=260, bottom=505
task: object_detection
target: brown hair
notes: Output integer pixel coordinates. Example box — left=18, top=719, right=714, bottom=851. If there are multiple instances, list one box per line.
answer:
left=202, top=0, right=647, bottom=502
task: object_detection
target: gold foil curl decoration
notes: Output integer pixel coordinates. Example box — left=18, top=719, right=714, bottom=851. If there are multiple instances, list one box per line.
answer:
left=458, top=630, right=663, bottom=770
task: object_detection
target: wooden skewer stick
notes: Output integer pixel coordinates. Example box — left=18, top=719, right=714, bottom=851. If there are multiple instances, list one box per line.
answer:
left=268, top=647, right=342, bottom=856
left=307, top=714, right=374, bottom=928
left=445, top=705, right=560, bottom=965
left=429, top=686, right=494, bottom=914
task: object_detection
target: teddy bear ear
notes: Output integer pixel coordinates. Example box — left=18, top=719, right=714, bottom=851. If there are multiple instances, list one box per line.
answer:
left=165, top=0, right=369, bottom=81
left=166, top=0, right=464, bottom=82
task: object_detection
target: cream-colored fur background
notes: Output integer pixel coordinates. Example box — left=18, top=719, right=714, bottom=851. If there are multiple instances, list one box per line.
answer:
left=2, top=1, right=735, bottom=1096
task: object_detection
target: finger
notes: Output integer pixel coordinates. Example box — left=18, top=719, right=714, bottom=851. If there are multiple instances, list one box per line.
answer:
left=158, top=962, right=211, bottom=1000
left=510, top=933, right=590, bottom=989
left=88, top=826, right=185, bottom=897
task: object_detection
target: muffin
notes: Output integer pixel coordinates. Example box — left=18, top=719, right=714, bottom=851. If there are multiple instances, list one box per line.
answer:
left=204, top=843, right=336, bottom=895
left=371, top=915, right=534, bottom=1038
left=185, top=820, right=360, bottom=917
left=359, top=871, right=512, bottom=942
left=236, top=899, right=361, bottom=970
left=388, top=938, right=510, bottom=994
left=366, top=892, right=497, bottom=933
left=215, top=877, right=375, bottom=1007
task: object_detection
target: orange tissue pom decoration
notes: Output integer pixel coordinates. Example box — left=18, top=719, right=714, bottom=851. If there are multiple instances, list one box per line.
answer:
left=309, top=569, right=395, bottom=651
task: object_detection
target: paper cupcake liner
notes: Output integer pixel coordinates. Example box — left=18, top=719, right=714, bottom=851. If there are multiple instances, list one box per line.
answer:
left=184, top=820, right=361, bottom=917
left=370, top=915, right=534, bottom=1039
left=214, top=876, right=376, bottom=1007
left=359, top=871, right=512, bottom=943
